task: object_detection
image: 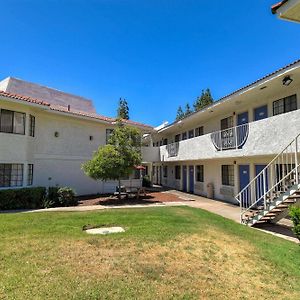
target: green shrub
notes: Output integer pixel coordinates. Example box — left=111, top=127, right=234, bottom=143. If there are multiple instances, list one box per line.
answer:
left=57, top=187, right=77, bottom=206
left=142, top=175, right=152, bottom=188
left=0, top=187, right=46, bottom=210
left=289, top=206, right=300, bottom=242
left=0, top=186, right=77, bottom=210
left=47, top=187, right=60, bottom=207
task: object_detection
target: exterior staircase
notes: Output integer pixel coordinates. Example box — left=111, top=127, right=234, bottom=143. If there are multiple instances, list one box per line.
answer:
left=236, top=133, right=300, bottom=226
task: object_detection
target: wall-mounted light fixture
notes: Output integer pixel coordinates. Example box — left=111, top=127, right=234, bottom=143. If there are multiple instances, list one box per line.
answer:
left=54, top=131, right=59, bottom=137
left=282, top=75, right=293, bottom=86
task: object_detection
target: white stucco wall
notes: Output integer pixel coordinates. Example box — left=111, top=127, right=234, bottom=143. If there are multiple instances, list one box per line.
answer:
left=158, top=109, right=300, bottom=162
left=157, top=155, right=285, bottom=204
left=0, top=98, right=141, bottom=195
left=141, top=146, right=160, bottom=163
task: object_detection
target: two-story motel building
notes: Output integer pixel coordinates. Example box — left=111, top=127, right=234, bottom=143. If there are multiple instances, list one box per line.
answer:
left=0, top=77, right=153, bottom=195
left=142, top=59, right=300, bottom=208
left=1, top=60, right=300, bottom=213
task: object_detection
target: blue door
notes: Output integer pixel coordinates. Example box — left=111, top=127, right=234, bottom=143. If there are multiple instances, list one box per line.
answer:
left=189, top=166, right=194, bottom=193
left=254, top=105, right=268, bottom=121
left=239, top=165, right=250, bottom=206
left=237, top=111, right=249, bottom=125
left=255, top=165, right=268, bottom=204
left=182, top=166, right=187, bottom=192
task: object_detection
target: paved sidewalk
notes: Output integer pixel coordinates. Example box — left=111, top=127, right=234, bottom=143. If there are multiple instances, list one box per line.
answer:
left=21, top=201, right=185, bottom=213
left=166, top=190, right=240, bottom=222
left=166, top=190, right=299, bottom=244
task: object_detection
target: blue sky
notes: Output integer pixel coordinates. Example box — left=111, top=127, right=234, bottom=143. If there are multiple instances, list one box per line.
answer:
left=1, top=0, right=300, bottom=126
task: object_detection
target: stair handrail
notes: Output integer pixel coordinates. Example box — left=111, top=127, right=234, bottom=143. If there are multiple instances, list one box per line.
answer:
left=240, top=166, right=299, bottom=220
left=235, top=132, right=300, bottom=223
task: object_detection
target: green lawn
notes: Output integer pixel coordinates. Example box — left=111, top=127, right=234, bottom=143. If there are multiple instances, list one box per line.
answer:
left=0, top=206, right=299, bottom=299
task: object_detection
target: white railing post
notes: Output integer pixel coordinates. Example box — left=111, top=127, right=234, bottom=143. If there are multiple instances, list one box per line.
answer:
left=263, top=169, right=267, bottom=210
left=240, top=193, right=243, bottom=223
left=235, top=126, right=238, bottom=149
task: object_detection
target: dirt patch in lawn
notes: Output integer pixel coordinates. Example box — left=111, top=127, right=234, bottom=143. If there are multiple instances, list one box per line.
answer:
left=58, top=230, right=298, bottom=299
left=77, top=191, right=186, bottom=207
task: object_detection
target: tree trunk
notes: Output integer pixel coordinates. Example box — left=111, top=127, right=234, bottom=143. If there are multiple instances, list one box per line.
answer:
left=118, top=178, right=121, bottom=201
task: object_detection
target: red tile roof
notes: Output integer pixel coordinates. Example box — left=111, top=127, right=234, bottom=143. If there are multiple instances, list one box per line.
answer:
left=0, top=90, right=50, bottom=106
left=272, top=0, right=288, bottom=14
left=0, top=90, right=153, bottom=130
left=50, top=104, right=114, bottom=123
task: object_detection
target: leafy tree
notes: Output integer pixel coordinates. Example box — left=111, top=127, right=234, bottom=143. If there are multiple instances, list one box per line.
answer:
left=193, top=88, right=213, bottom=111
left=82, top=120, right=141, bottom=199
left=176, top=105, right=185, bottom=121
left=185, top=103, right=192, bottom=116
left=117, top=98, right=129, bottom=120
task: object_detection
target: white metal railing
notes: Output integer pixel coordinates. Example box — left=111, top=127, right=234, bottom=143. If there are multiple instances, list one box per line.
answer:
left=211, top=123, right=249, bottom=151
left=166, top=142, right=179, bottom=157
left=236, top=133, right=300, bottom=224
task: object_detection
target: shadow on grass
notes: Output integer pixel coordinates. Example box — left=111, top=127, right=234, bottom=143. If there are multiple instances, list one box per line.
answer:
left=253, top=222, right=297, bottom=239
left=77, top=194, right=164, bottom=207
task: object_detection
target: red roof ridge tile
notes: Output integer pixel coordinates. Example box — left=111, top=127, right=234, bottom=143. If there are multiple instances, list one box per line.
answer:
left=0, top=90, right=50, bottom=106
left=0, top=90, right=153, bottom=128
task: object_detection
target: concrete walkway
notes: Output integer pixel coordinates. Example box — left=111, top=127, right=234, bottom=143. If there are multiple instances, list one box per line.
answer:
left=166, top=190, right=299, bottom=244
left=166, top=190, right=241, bottom=222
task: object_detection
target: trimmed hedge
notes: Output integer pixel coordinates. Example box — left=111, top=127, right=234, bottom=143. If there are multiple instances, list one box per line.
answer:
left=0, top=187, right=46, bottom=210
left=0, top=186, right=77, bottom=210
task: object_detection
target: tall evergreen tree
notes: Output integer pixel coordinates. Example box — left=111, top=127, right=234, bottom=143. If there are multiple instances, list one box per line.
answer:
left=176, top=106, right=184, bottom=121
left=117, top=98, right=129, bottom=120
left=193, top=88, right=213, bottom=111
left=185, top=103, right=192, bottom=116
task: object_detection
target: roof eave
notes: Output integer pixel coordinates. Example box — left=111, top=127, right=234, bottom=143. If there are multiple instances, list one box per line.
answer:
left=158, top=59, right=300, bottom=133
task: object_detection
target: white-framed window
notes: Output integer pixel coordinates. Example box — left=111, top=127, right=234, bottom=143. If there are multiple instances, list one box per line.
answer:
left=196, top=165, right=204, bottom=182
left=0, top=164, right=24, bottom=187
left=195, top=126, right=204, bottom=137
left=29, top=115, right=35, bottom=137
left=222, top=165, right=234, bottom=186
left=0, top=109, right=26, bottom=135
left=273, top=94, right=297, bottom=116
left=181, top=132, right=187, bottom=140
left=188, top=129, right=194, bottom=139
left=27, top=164, right=34, bottom=186
left=221, top=116, right=233, bottom=130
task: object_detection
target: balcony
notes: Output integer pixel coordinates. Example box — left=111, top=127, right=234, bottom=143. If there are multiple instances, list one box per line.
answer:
left=166, top=142, right=179, bottom=157
left=211, top=123, right=249, bottom=151
left=159, top=109, right=300, bottom=162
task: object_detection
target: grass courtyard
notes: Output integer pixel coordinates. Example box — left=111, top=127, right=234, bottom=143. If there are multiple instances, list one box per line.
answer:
left=0, top=206, right=299, bottom=299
